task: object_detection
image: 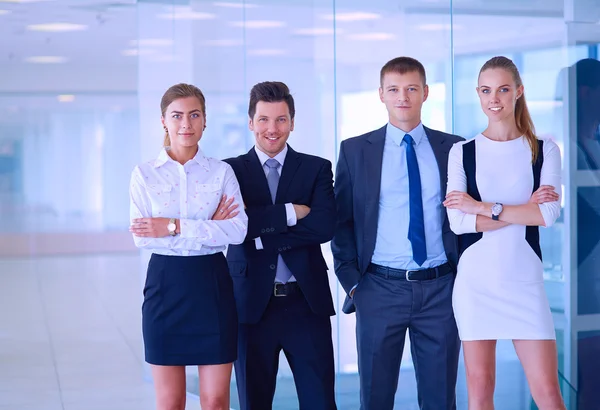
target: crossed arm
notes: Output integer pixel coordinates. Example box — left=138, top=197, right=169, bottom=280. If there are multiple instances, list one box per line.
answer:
left=245, top=160, right=336, bottom=253
left=444, top=141, right=562, bottom=234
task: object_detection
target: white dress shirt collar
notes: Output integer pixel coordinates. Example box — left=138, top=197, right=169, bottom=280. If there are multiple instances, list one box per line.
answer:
left=154, top=146, right=210, bottom=171
left=254, top=144, right=288, bottom=168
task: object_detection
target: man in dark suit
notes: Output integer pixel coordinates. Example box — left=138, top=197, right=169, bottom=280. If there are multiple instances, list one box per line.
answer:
left=224, top=81, right=337, bottom=410
left=331, top=57, right=464, bottom=410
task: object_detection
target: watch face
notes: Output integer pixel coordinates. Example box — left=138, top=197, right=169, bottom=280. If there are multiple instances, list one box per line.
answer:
left=492, top=203, right=503, bottom=214
left=167, top=223, right=176, bottom=232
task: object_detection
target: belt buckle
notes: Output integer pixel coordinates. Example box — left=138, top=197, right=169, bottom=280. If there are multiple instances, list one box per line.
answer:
left=405, top=270, right=418, bottom=282
left=274, top=283, right=286, bottom=297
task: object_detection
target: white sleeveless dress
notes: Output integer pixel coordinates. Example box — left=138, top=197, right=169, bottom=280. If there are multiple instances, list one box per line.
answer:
left=446, top=134, right=562, bottom=341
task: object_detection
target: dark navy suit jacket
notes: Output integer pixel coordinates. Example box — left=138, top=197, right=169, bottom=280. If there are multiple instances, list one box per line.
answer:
left=331, top=125, right=464, bottom=314
left=224, top=146, right=336, bottom=324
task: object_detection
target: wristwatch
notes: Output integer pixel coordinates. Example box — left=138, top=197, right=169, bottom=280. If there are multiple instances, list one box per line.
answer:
left=167, top=218, right=177, bottom=236
left=491, top=203, right=503, bottom=221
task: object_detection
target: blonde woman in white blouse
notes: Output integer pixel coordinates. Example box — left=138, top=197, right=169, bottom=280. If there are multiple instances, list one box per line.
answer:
left=129, top=83, right=248, bottom=410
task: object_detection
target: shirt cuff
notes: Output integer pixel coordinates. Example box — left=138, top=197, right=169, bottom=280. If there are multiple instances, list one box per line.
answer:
left=255, top=237, right=264, bottom=250
left=349, top=283, right=358, bottom=298
left=285, top=203, right=297, bottom=226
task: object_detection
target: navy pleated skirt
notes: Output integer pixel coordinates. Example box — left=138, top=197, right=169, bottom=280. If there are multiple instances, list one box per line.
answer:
left=142, top=252, right=237, bottom=366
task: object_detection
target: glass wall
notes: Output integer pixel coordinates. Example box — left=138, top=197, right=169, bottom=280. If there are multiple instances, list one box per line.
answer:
left=1, top=0, right=599, bottom=409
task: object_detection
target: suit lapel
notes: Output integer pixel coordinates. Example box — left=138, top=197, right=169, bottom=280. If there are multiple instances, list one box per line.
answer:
left=424, top=126, right=451, bottom=198
left=244, top=148, right=272, bottom=203
left=424, top=126, right=452, bottom=227
left=362, top=126, right=386, bottom=265
left=277, top=145, right=301, bottom=203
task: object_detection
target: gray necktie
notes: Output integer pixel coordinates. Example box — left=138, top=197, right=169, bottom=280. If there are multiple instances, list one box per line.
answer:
left=265, top=158, right=293, bottom=283
left=265, top=158, right=280, bottom=203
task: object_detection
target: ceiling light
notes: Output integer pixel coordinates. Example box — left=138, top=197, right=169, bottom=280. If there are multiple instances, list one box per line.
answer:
left=129, top=39, right=173, bottom=47
left=293, top=28, right=344, bottom=36
left=203, top=39, right=244, bottom=46
left=213, top=1, right=258, bottom=8
left=230, top=20, right=285, bottom=29
left=417, top=23, right=463, bottom=31
left=27, top=23, right=87, bottom=32
left=0, top=0, right=55, bottom=3
left=121, top=48, right=156, bottom=57
left=247, top=49, right=287, bottom=56
left=148, top=55, right=179, bottom=63
left=347, top=32, right=395, bottom=40
left=25, top=56, right=68, bottom=63
left=157, top=9, right=216, bottom=20
left=57, top=95, right=75, bottom=103
left=321, top=12, right=381, bottom=22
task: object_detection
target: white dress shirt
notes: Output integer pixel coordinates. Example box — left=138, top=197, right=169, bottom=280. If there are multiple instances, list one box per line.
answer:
left=129, top=147, right=248, bottom=256
left=253, top=145, right=297, bottom=282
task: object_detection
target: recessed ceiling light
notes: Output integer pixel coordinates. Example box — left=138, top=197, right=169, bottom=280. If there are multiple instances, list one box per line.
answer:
left=121, top=48, right=156, bottom=57
left=417, top=23, right=462, bottom=31
left=203, top=39, right=244, bottom=47
left=0, top=0, right=55, bottom=3
left=230, top=20, right=285, bottom=29
left=213, top=1, right=258, bottom=8
left=247, top=49, right=287, bottom=56
left=321, top=12, right=381, bottom=22
left=293, top=27, right=344, bottom=36
left=129, top=39, right=173, bottom=47
left=148, top=54, right=179, bottom=63
left=0, top=9, right=11, bottom=15
left=25, top=56, right=68, bottom=63
left=157, top=8, right=216, bottom=20
left=57, top=94, right=75, bottom=103
left=347, top=32, right=395, bottom=41
left=27, top=23, right=87, bottom=32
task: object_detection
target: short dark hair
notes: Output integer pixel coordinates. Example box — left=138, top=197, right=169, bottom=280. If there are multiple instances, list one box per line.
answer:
left=248, top=81, right=295, bottom=119
left=380, top=57, right=427, bottom=87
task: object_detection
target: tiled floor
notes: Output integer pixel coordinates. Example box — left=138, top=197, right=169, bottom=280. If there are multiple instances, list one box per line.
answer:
left=1, top=252, right=570, bottom=410
left=0, top=253, right=201, bottom=410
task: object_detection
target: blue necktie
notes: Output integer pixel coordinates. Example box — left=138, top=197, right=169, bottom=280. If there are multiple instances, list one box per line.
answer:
left=265, top=158, right=293, bottom=283
left=403, top=134, right=427, bottom=266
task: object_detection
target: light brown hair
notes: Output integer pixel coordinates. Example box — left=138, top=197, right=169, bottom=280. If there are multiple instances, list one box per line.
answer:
left=479, top=56, right=538, bottom=163
left=380, top=57, right=427, bottom=87
left=160, top=83, right=206, bottom=147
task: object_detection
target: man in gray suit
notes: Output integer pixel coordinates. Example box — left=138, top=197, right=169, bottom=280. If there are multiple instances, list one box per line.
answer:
left=331, top=57, right=464, bottom=410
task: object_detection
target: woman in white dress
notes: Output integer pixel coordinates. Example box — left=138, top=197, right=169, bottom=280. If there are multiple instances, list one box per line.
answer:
left=443, top=56, right=566, bottom=410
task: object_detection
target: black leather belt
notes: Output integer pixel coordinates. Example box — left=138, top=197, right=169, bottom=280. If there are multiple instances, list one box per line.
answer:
left=367, top=262, right=454, bottom=282
left=273, top=281, right=300, bottom=297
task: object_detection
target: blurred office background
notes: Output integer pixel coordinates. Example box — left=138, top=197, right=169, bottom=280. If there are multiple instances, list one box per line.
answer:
left=1, top=0, right=599, bottom=409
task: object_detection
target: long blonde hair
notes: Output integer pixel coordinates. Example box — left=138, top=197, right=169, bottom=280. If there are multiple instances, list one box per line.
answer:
left=479, top=56, right=538, bottom=163
left=160, top=83, right=206, bottom=147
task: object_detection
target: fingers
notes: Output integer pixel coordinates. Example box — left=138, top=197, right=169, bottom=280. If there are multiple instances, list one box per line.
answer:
left=443, top=199, right=460, bottom=208
left=224, top=210, right=240, bottom=220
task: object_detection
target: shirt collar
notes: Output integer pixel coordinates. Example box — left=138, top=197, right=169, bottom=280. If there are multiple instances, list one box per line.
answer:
left=254, top=144, right=288, bottom=167
left=386, top=122, right=426, bottom=146
left=153, top=146, right=210, bottom=171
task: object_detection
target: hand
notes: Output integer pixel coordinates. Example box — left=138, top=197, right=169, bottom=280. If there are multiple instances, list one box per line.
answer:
left=443, top=191, right=483, bottom=215
left=529, top=185, right=559, bottom=204
left=212, top=195, right=240, bottom=220
left=293, top=204, right=311, bottom=220
left=130, top=217, right=170, bottom=238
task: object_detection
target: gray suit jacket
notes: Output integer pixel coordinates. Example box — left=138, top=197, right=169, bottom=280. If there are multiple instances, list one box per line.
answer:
left=331, top=124, right=464, bottom=314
